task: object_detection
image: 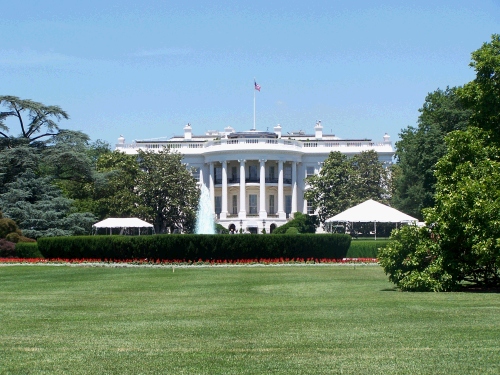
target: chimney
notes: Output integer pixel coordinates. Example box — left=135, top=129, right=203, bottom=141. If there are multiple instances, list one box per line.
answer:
left=314, top=120, right=323, bottom=139
left=184, top=123, right=192, bottom=140
left=274, top=124, right=282, bottom=138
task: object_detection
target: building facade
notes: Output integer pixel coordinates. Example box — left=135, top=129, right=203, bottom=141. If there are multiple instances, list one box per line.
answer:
left=116, top=122, right=394, bottom=233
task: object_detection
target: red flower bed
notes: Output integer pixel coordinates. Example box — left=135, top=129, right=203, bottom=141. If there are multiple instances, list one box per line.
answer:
left=0, top=257, right=378, bottom=265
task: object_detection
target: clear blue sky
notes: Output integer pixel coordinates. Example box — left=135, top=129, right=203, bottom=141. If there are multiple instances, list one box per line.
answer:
left=2, top=0, right=499, bottom=147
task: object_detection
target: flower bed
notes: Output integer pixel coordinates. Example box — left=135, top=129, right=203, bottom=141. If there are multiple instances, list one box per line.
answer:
left=0, top=257, right=378, bottom=267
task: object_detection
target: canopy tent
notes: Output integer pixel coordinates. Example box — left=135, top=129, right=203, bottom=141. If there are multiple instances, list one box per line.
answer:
left=325, top=200, right=418, bottom=239
left=92, top=218, right=155, bottom=235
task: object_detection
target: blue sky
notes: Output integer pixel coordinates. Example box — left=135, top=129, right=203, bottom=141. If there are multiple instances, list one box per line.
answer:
left=2, top=0, right=499, bottom=147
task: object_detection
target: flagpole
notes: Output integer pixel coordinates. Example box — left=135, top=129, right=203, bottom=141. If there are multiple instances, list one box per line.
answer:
left=253, top=79, right=256, bottom=130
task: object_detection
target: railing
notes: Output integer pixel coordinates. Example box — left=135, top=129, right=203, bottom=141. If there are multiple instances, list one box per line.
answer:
left=118, top=138, right=391, bottom=151
left=216, top=177, right=292, bottom=185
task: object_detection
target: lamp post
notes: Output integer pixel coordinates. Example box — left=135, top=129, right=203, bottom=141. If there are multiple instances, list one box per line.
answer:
left=262, top=219, right=266, bottom=234
left=240, top=219, right=243, bottom=233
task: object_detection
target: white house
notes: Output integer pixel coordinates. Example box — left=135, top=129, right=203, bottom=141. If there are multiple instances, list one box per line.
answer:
left=116, top=122, right=394, bottom=233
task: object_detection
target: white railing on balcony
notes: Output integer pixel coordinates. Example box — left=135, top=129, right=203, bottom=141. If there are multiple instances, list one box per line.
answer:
left=117, top=138, right=391, bottom=152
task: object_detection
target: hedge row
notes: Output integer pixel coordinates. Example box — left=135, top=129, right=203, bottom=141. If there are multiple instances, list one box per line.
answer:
left=35, top=234, right=351, bottom=260
left=345, top=239, right=391, bottom=258
left=13, top=242, right=43, bottom=258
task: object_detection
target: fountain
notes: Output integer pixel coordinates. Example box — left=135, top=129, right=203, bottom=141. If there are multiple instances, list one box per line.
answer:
left=195, top=184, right=216, bottom=234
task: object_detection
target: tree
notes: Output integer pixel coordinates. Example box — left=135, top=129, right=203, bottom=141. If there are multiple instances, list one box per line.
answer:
left=272, top=212, right=316, bottom=234
left=0, top=170, right=96, bottom=238
left=92, top=150, right=143, bottom=219
left=135, top=148, right=199, bottom=234
left=305, top=150, right=389, bottom=227
left=0, top=96, right=69, bottom=146
left=458, top=34, right=500, bottom=140
left=391, top=87, right=470, bottom=220
left=380, top=35, right=500, bottom=291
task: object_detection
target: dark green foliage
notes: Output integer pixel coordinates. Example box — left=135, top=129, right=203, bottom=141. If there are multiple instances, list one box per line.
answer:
left=305, top=150, right=389, bottom=226
left=0, top=216, right=20, bottom=238
left=135, top=148, right=200, bottom=234
left=381, top=35, right=500, bottom=291
left=15, top=242, right=43, bottom=258
left=392, top=87, right=470, bottom=219
left=346, top=239, right=391, bottom=258
left=36, top=234, right=351, bottom=261
left=378, top=226, right=455, bottom=292
left=0, top=170, right=96, bottom=238
left=0, top=96, right=69, bottom=144
left=272, top=212, right=316, bottom=234
left=215, top=223, right=229, bottom=234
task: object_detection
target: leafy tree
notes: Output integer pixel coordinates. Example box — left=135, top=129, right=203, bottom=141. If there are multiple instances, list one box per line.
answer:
left=380, top=35, right=500, bottom=291
left=135, top=148, right=199, bottom=234
left=0, top=96, right=69, bottom=146
left=272, top=212, right=316, bottom=234
left=392, top=87, right=470, bottom=219
left=458, top=34, right=500, bottom=140
left=0, top=170, right=96, bottom=238
left=93, top=150, right=143, bottom=219
left=304, top=152, right=351, bottom=226
left=305, top=150, right=389, bottom=227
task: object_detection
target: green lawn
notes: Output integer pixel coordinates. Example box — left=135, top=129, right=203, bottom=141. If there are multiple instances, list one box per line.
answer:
left=0, top=265, right=499, bottom=374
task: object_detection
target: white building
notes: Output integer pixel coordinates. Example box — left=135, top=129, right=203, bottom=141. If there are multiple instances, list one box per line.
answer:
left=116, top=122, right=394, bottom=233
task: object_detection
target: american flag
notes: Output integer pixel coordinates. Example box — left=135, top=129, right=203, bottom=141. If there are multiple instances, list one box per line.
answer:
left=254, top=81, right=261, bottom=91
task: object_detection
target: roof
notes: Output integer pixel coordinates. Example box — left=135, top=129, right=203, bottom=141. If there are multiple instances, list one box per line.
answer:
left=92, top=218, right=154, bottom=228
left=325, top=199, right=418, bottom=223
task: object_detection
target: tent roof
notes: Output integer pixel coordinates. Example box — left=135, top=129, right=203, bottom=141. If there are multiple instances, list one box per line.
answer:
left=325, top=199, right=418, bottom=223
left=92, top=218, right=154, bottom=228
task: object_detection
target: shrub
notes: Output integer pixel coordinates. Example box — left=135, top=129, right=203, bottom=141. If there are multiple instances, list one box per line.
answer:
left=346, top=240, right=391, bottom=258
left=378, top=225, right=455, bottom=292
left=36, top=234, right=351, bottom=261
left=0, top=217, right=20, bottom=239
left=15, top=242, right=43, bottom=258
left=272, top=212, right=316, bottom=234
left=0, top=238, right=16, bottom=257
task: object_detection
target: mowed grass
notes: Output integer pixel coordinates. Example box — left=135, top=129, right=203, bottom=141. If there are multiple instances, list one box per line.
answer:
left=0, top=265, right=499, bottom=374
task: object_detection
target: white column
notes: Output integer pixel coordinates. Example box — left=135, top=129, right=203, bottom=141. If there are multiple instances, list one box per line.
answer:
left=220, top=160, right=228, bottom=220
left=209, top=162, right=215, bottom=215
left=199, top=166, right=204, bottom=185
left=278, top=160, right=285, bottom=219
left=239, top=159, right=246, bottom=219
left=259, top=159, right=267, bottom=218
left=291, top=161, right=297, bottom=216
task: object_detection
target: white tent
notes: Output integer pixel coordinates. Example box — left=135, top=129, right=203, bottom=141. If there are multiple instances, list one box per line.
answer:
left=325, top=200, right=417, bottom=239
left=92, top=218, right=155, bottom=235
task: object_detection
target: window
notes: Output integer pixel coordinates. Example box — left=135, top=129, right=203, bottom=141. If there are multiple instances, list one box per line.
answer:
left=285, top=195, right=292, bottom=215
left=249, top=194, right=257, bottom=214
left=269, top=195, right=275, bottom=214
left=269, top=166, right=275, bottom=180
left=231, top=166, right=237, bottom=182
left=283, top=165, right=292, bottom=183
left=232, top=195, right=238, bottom=214
left=307, top=200, right=315, bottom=215
left=214, top=166, right=222, bottom=184
left=215, top=196, right=222, bottom=214
left=306, top=166, right=315, bottom=178
left=248, top=165, right=258, bottom=181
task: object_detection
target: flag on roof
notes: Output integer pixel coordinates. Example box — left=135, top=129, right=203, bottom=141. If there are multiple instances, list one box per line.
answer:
left=254, top=81, right=261, bottom=91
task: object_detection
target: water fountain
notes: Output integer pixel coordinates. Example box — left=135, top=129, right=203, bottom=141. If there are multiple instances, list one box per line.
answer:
left=195, top=184, right=216, bottom=234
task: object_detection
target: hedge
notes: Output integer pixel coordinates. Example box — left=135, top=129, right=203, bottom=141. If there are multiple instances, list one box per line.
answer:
left=346, top=239, right=391, bottom=258
left=15, top=242, right=44, bottom=258
left=36, top=234, right=351, bottom=260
